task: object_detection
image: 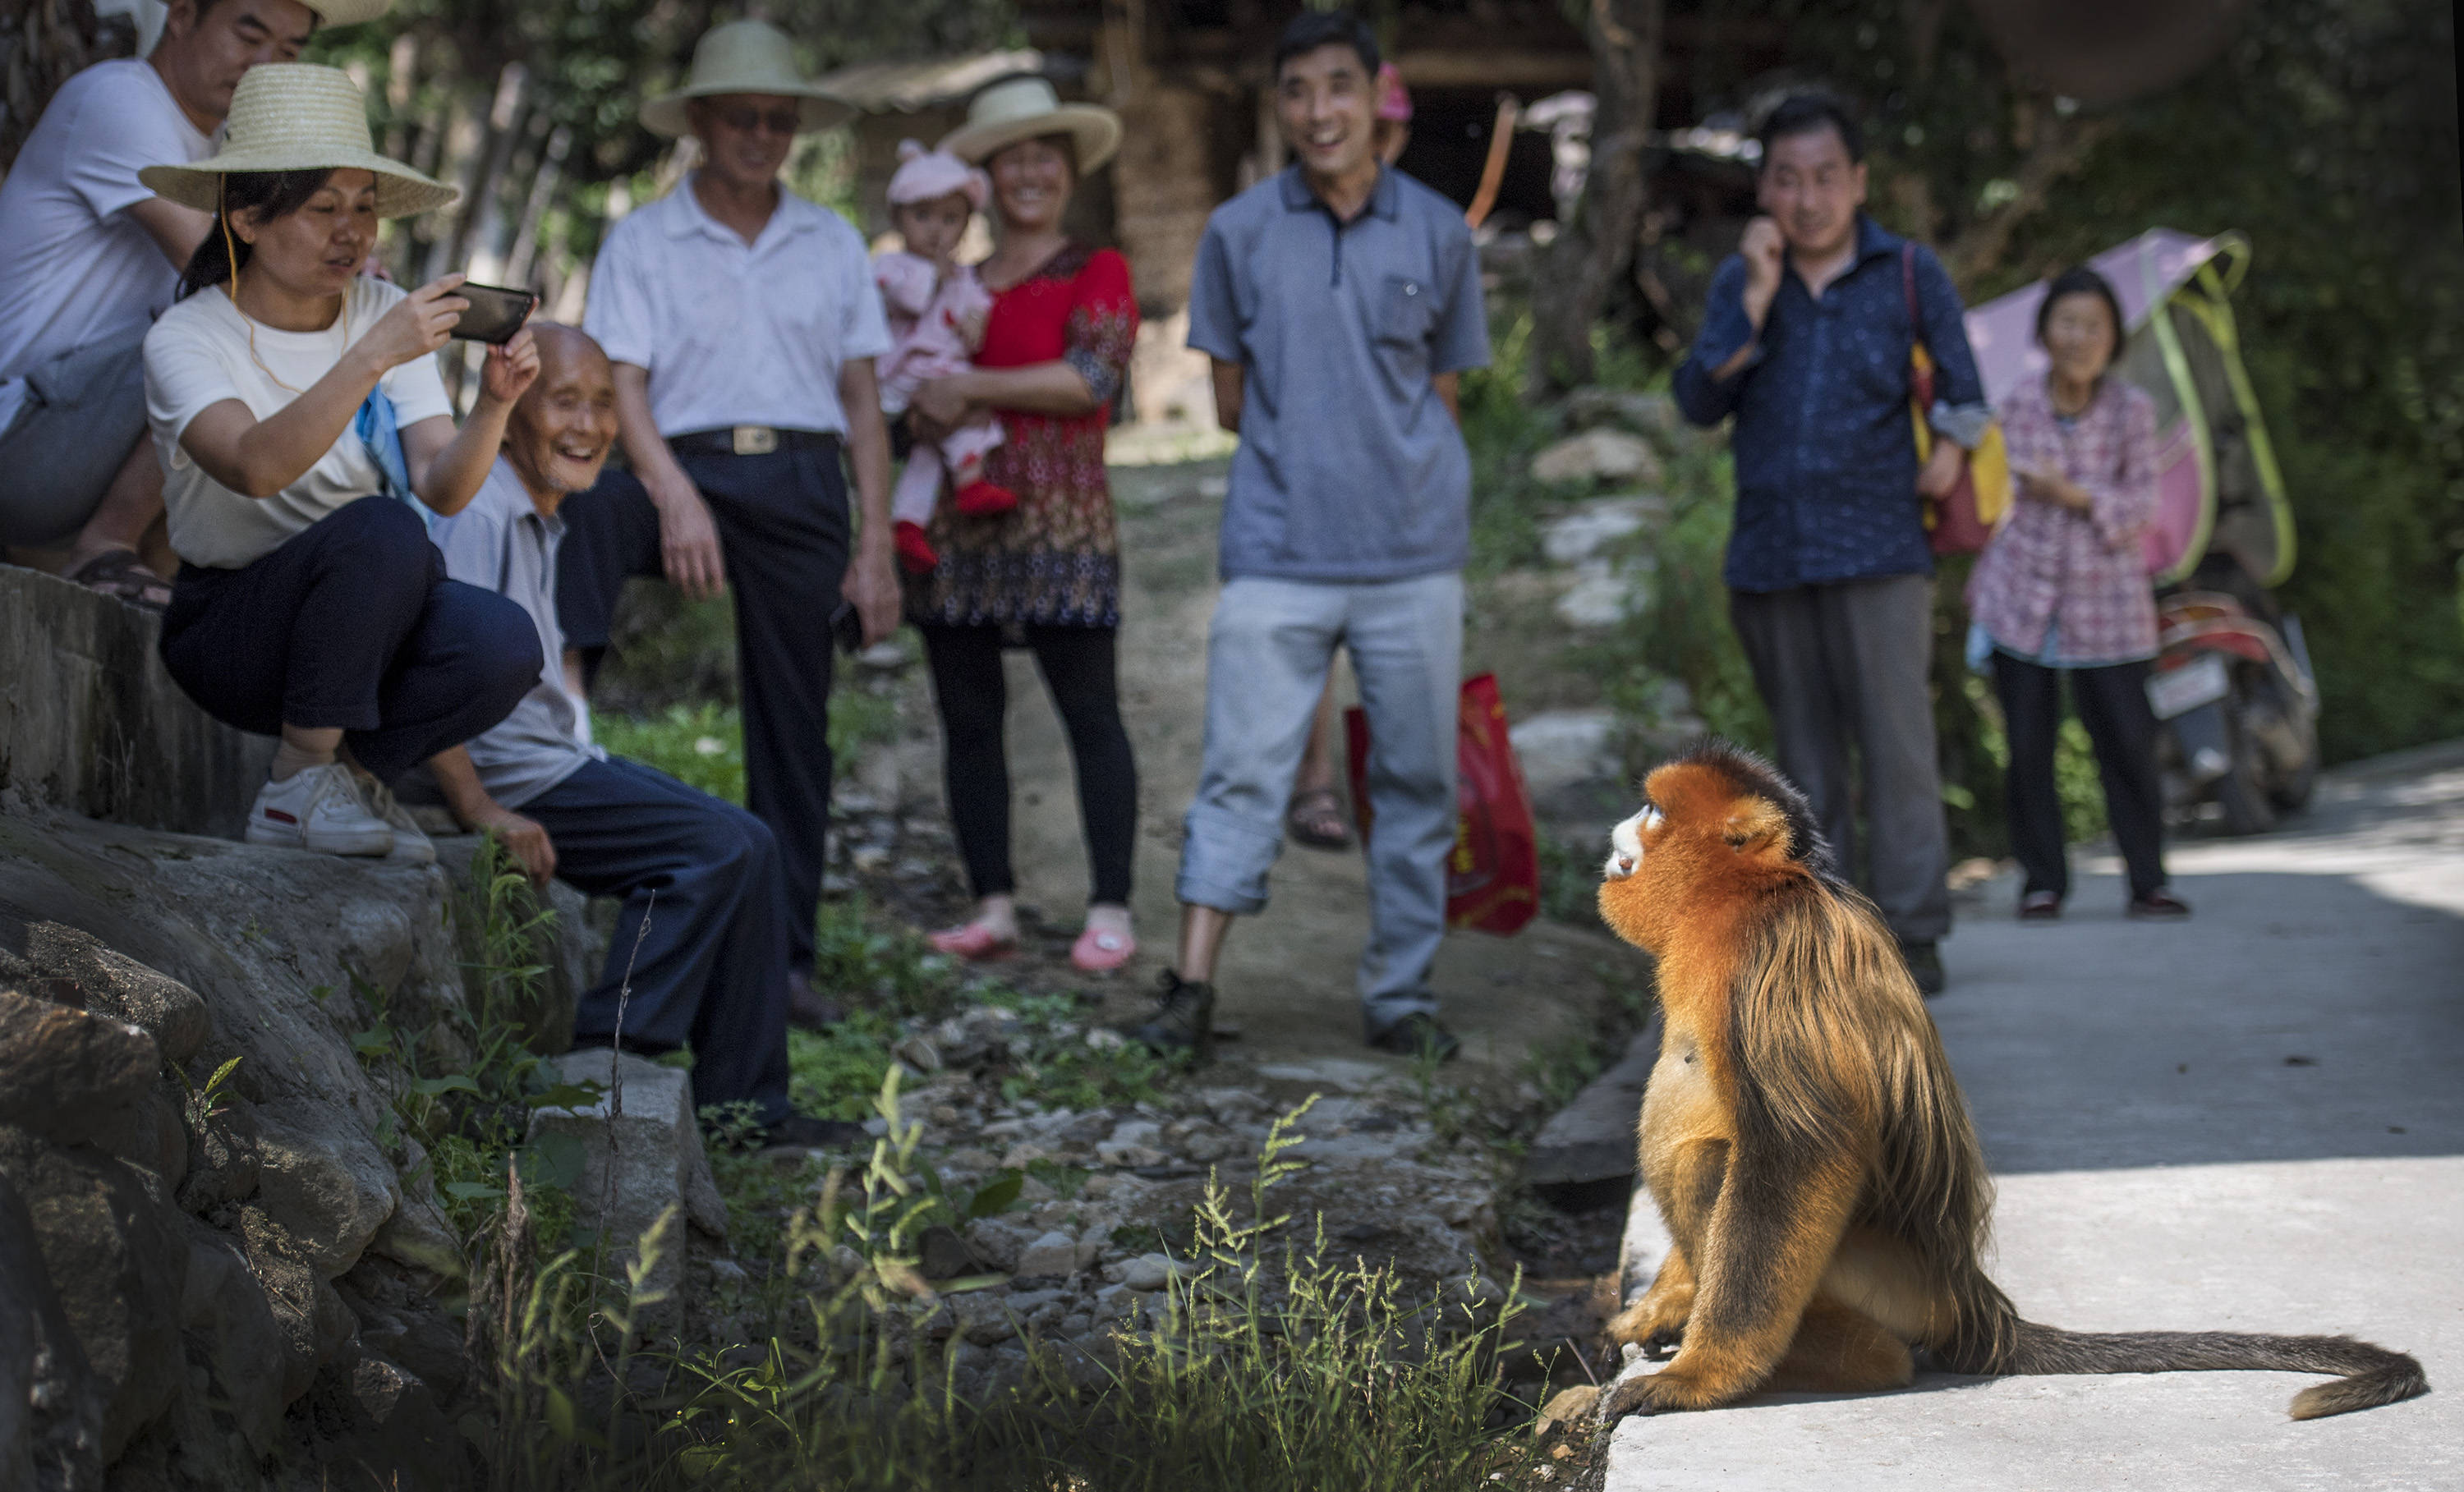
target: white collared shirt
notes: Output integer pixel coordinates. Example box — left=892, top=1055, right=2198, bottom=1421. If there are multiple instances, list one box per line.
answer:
left=582, top=173, right=893, bottom=438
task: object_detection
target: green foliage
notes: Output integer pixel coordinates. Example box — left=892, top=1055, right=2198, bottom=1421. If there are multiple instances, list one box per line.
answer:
left=353, top=836, right=587, bottom=1251
left=596, top=691, right=899, bottom=808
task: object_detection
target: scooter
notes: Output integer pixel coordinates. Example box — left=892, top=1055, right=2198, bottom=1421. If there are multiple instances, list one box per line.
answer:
left=2147, top=560, right=2318, bottom=835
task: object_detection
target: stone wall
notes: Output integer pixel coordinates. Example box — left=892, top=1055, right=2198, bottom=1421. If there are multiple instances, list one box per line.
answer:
left=0, top=565, right=274, bottom=838
left=0, top=567, right=601, bottom=1488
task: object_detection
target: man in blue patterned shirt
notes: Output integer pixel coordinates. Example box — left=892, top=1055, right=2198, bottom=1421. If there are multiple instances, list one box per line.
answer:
left=1673, top=95, right=1988, bottom=994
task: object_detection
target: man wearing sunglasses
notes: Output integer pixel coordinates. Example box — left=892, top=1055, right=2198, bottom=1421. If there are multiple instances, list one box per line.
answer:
left=575, top=21, right=898, bottom=1024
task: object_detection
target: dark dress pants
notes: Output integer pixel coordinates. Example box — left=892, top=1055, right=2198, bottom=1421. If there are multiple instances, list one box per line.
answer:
left=1991, top=652, right=2169, bottom=900
left=557, top=451, right=848, bottom=976
left=522, top=755, right=793, bottom=1126
left=160, top=495, right=540, bottom=783
left=1729, top=574, right=1953, bottom=944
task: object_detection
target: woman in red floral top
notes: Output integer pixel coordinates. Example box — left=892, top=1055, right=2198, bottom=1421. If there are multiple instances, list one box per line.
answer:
left=1970, top=266, right=2188, bottom=922
left=905, top=80, right=1142, bottom=971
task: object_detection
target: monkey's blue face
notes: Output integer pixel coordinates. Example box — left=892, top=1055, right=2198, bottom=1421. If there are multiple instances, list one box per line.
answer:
left=1602, top=801, right=1664, bottom=880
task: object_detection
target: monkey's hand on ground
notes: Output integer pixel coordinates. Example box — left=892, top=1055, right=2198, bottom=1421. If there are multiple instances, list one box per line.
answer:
left=1593, top=1360, right=1731, bottom=1423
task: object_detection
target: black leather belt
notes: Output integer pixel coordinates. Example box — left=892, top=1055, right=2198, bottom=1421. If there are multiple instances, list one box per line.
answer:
left=668, top=426, right=840, bottom=457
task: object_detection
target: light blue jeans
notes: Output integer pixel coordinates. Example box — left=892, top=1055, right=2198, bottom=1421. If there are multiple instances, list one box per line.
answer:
left=1176, top=572, right=1463, bottom=1034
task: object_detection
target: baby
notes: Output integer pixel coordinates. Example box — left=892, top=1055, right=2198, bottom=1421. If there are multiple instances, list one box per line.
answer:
left=874, top=140, right=1014, bottom=575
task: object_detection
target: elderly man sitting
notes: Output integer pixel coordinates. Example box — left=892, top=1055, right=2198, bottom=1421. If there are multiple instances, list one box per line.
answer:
left=422, top=324, right=859, bottom=1151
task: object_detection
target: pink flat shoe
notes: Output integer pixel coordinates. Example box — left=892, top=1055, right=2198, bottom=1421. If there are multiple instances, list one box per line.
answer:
left=1070, top=925, right=1137, bottom=974
left=927, top=922, right=1017, bottom=961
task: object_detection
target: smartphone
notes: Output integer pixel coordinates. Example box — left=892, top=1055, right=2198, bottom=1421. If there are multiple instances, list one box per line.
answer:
left=449, top=282, right=538, bottom=344
left=830, top=600, right=865, bottom=654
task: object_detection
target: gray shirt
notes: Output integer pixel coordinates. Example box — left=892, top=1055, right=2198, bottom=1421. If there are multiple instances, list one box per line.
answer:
left=429, top=460, right=601, bottom=808
left=1186, top=165, right=1488, bottom=583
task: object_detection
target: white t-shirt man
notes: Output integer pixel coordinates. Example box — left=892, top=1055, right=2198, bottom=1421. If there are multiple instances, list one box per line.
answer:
left=0, top=59, right=213, bottom=432
left=582, top=175, right=894, bottom=436
left=145, top=277, right=453, bottom=569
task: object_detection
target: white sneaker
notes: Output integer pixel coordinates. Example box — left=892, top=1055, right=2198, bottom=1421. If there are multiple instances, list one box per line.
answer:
left=245, top=764, right=394, bottom=857
left=347, top=764, right=436, bottom=866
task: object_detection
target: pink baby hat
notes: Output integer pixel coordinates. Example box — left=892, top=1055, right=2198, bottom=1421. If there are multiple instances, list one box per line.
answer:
left=1376, top=63, right=1414, bottom=123
left=888, top=139, right=989, bottom=209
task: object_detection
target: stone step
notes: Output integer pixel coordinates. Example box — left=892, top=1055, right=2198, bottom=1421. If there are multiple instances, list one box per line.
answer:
left=1523, top=1018, right=1658, bottom=1187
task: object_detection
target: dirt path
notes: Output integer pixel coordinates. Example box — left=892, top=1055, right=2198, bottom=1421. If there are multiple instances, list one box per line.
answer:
left=919, top=455, right=1630, bottom=1089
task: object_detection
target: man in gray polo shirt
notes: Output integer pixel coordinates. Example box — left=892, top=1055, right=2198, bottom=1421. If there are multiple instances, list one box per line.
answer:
left=1135, top=9, right=1487, bottom=1063
left=419, top=325, right=859, bottom=1151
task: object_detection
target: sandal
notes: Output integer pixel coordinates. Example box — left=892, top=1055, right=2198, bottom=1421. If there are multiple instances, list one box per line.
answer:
left=1286, top=786, right=1353, bottom=850
left=68, top=549, right=172, bottom=612
left=1070, top=925, right=1137, bottom=974
left=926, top=921, right=1018, bottom=961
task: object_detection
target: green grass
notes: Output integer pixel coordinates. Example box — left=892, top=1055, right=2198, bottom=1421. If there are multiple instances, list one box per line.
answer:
left=595, top=688, right=899, bottom=806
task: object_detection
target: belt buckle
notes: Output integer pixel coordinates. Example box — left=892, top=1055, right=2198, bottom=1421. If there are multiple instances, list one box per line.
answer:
left=731, top=425, right=778, bottom=457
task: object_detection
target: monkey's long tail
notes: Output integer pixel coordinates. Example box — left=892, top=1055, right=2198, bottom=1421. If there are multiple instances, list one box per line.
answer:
left=1997, top=1320, right=2427, bottom=1420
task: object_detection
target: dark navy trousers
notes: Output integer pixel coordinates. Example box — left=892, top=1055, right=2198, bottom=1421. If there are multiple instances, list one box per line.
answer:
left=160, top=495, right=539, bottom=783
left=556, top=453, right=848, bottom=976
left=523, top=755, right=793, bottom=1126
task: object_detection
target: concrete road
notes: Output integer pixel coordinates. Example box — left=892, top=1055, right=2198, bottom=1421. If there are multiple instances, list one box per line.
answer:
left=1607, top=744, right=2464, bottom=1491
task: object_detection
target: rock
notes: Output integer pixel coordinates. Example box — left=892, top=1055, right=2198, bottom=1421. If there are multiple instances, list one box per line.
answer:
left=917, top=1224, right=982, bottom=1281
left=941, top=1146, right=1000, bottom=1176
left=0, top=1127, right=186, bottom=1462
left=1538, top=496, right=1663, bottom=566
left=0, top=1169, right=105, bottom=1490
left=0, top=917, right=212, bottom=1065
left=1094, top=1140, right=1166, bottom=1168
left=0, top=988, right=160, bottom=1144
left=950, top=1292, right=1018, bottom=1346
left=526, top=1049, right=723, bottom=1324
left=1530, top=429, right=1663, bottom=488
left=1524, top=1024, right=1659, bottom=1187
left=1554, top=562, right=1648, bottom=628
left=253, top=1110, right=400, bottom=1280
left=1117, top=1253, right=1186, bottom=1292
left=173, top=1099, right=260, bottom=1214
left=1014, top=1229, right=1081, bottom=1279
left=1105, top=1119, right=1162, bottom=1150
left=239, top=1205, right=342, bottom=1405
left=963, top=1217, right=1035, bottom=1272
left=893, top=1035, right=942, bottom=1072
left=0, top=564, right=274, bottom=837
left=1562, top=388, right=1680, bottom=438
left=306, top=1352, right=461, bottom=1492
left=1535, top=1384, right=1600, bottom=1435
left=1509, top=709, right=1625, bottom=802
left=177, top=1221, right=289, bottom=1453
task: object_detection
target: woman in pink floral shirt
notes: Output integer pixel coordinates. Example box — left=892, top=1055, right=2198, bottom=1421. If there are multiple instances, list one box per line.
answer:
left=1970, top=266, right=2188, bottom=921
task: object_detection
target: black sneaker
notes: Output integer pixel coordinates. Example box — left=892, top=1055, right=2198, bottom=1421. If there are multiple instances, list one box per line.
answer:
left=751, top=1113, right=871, bottom=1152
left=1366, top=1012, right=1460, bottom=1062
left=1898, top=940, right=1947, bottom=998
left=2127, top=888, right=2193, bottom=920
left=1127, top=969, right=1214, bottom=1062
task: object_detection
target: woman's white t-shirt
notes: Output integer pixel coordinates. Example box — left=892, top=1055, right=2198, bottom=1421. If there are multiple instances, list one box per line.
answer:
left=145, top=277, right=453, bottom=569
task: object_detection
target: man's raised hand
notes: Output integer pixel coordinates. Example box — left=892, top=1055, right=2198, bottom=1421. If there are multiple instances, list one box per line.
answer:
left=1740, top=217, right=1786, bottom=328
left=479, top=325, right=541, bottom=407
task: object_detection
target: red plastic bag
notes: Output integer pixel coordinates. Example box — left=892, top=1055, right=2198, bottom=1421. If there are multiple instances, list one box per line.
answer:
left=1343, top=673, right=1540, bottom=936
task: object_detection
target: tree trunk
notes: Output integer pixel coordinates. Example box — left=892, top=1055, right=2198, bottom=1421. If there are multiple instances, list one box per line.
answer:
left=2, top=0, right=131, bottom=172
left=1528, top=0, right=1664, bottom=397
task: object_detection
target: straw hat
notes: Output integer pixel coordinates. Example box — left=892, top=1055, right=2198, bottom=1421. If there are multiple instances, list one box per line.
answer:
left=938, top=76, right=1121, bottom=172
left=639, top=20, right=853, bottom=138
left=300, top=0, right=398, bottom=25
left=138, top=63, right=455, bottom=218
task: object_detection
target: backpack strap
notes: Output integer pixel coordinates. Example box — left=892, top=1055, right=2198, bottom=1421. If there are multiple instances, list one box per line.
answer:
left=1902, top=241, right=1936, bottom=407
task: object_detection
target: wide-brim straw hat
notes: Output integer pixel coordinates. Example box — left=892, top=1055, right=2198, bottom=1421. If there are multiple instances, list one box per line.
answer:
left=639, top=20, right=853, bottom=138
left=301, top=0, right=397, bottom=25
left=138, top=63, right=455, bottom=218
left=938, top=76, right=1121, bottom=173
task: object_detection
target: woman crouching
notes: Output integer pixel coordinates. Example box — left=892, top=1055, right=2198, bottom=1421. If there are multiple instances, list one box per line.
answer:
left=140, top=64, right=540, bottom=862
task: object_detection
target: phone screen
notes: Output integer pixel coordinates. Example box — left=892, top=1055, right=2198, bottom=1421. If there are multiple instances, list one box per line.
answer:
left=450, top=283, right=537, bottom=344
